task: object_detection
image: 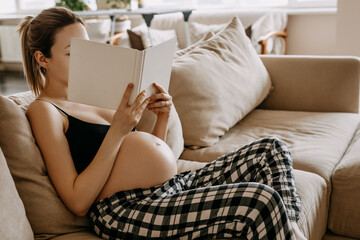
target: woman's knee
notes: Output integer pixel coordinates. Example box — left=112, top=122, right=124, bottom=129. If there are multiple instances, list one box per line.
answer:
left=245, top=183, right=285, bottom=220
left=267, top=137, right=290, bottom=154
left=251, top=183, right=282, bottom=204
left=259, top=137, right=293, bottom=166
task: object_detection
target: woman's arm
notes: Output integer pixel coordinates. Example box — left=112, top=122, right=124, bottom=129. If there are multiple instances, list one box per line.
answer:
left=152, top=113, right=169, bottom=141
left=147, top=83, right=173, bottom=142
left=27, top=85, right=150, bottom=216
left=27, top=102, right=122, bottom=216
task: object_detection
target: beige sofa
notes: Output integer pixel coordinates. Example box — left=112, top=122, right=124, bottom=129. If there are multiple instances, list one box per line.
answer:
left=1, top=11, right=360, bottom=240
left=1, top=55, right=360, bottom=240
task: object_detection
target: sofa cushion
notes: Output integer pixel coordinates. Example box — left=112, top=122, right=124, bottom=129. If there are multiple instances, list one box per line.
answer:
left=323, top=233, right=359, bottom=240
left=47, top=231, right=101, bottom=240
left=0, top=95, right=90, bottom=239
left=180, top=109, right=359, bottom=185
left=128, top=23, right=178, bottom=49
left=293, top=170, right=327, bottom=240
left=149, top=12, right=187, bottom=49
left=329, top=124, right=360, bottom=238
left=0, top=147, right=34, bottom=240
left=7, top=90, right=35, bottom=111
left=177, top=159, right=327, bottom=240
left=170, top=17, right=271, bottom=147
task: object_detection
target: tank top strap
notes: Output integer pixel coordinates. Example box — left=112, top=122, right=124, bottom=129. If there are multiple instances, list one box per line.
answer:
left=36, top=98, right=69, bottom=116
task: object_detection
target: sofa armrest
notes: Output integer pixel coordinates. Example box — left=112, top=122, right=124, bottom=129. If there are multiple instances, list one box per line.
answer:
left=259, top=55, right=360, bottom=113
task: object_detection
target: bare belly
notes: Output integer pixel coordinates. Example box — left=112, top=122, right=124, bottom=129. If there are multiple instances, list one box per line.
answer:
left=96, top=131, right=177, bottom=201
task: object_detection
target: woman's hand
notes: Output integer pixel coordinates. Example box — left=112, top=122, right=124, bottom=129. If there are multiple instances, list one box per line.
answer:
left=147, top=83, right=173, bottom=118
left=111, top=83, right=150, bottom=136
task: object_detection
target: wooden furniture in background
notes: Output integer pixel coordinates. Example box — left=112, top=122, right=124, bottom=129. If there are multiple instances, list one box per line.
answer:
left=258, top=29, right=287, bottom=54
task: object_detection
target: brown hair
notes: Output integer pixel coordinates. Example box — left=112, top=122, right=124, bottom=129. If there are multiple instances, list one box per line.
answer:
left=18, top=7, right=84, bottom=96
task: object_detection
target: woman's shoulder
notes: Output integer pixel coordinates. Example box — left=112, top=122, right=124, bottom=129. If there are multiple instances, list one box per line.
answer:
left=26, top=99, right=65, bottom=128
left=27, top=99, right=52, bottom=117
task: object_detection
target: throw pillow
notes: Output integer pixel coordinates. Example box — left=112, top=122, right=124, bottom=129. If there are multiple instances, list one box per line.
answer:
left=189, top=21, right=226, bottom=45
left=128, top=23, right=178, bottom=49
left=0, top=95, right=89, bottom=239
left=0, top=147, right=34, bottom=240
left=169, top=17, right=272, bottom=147
left=7, top=90, right=35, bottom=111
left=127, top=29, right=145, bottom=50
left=175, top=31, right=215, bottom=58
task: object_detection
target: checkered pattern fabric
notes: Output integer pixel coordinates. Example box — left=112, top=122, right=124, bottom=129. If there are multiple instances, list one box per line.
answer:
left=88, top=137, right=301, bottom=239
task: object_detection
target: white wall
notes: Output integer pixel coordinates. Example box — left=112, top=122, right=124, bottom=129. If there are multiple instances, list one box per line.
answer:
left=286, top=12, right=337, bottom=55
left=286, top=1, right=360, bottom=57
left=336, top=0, right=360, bottom=56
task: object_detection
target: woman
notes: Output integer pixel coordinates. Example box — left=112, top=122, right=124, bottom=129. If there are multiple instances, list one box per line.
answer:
left=19, top=7, right=305, bottom=240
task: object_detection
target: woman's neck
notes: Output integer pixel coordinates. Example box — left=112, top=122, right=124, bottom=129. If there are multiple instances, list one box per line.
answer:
left=39, top=78, right=68, bottom=100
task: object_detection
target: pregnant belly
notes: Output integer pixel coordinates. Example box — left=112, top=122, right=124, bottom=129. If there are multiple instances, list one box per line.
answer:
left=96, top=131, right=178, bottom=201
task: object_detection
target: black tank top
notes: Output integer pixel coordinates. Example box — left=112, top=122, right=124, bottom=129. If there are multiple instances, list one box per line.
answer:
left=37, top=99, right=135, bottom=174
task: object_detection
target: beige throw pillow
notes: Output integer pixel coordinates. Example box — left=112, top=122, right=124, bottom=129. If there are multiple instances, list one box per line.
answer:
left=0, top=95, right=89, bottom=239
left=189, top=22, right=226, bottom=45
left=130, top=23, right=178, bottom=49
left=0, top=147, right=34, bottom=240
left=175, top=31, right=215, bottom=58
left=169, top=17, right=272, bottom=147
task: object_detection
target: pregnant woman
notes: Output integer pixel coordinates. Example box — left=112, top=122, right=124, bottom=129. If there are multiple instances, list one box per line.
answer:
left=19, top=7, right=305, bottom=240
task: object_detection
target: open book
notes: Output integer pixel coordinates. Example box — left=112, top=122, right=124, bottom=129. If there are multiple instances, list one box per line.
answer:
left=68, top=37, right=177, bottom=110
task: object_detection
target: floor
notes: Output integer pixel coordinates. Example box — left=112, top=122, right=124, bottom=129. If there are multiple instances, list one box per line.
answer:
left=0, top=70, right=29, bottom=96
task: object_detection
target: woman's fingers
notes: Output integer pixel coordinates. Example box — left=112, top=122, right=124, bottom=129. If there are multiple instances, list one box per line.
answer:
left=152, top=82, right=166, bottom=93
left=130, top=89, right=147, bottom=111
left=135, top=97, right=151, bottom=117
left=147, top=100, right=172, bottom=109
left=149, top=93, right=172, bottom=102
left=118, top=83, right=133, bottom=109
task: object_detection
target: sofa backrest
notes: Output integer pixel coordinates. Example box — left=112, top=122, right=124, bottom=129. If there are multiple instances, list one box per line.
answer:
left=260, top=55, right=360, bottom=113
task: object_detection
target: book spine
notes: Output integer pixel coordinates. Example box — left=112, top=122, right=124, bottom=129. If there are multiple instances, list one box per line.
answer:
left=138, top=50, right=146, bottom=91
left=130, top=50, right=144, bottom=104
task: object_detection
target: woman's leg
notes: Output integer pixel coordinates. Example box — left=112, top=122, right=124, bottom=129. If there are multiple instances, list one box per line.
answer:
left=185, top=137, right=302, bottom=222
left=88, top=177, right=294, bottom=240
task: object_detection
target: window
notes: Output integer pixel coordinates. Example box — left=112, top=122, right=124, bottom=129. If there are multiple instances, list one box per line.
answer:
left=18, top=0, right=55, bottom=11
left=0, top=0, right=337, bottom=13
left=288, top=0, right=337, bottom=8
left=238, top=0, right=287, bottom=8
left=1, top=0, right=55, bottom=13
left=143, top=0, right=337, bottom=9
left=0, top=1, right=16, bottom=13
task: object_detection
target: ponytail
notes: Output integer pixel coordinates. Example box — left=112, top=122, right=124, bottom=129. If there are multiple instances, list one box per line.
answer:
left=17, top=7, right=84, bottom=97
left=18, top=16, right=44, bottom=96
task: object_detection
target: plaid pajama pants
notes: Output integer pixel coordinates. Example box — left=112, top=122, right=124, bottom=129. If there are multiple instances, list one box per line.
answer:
left=88, top=137, right=301, bottom=240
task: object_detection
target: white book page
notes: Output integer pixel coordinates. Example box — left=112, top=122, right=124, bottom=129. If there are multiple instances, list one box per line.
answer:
left=140, top=38, right=177, bottom=99
left=68, top=38, right=141, bottom=110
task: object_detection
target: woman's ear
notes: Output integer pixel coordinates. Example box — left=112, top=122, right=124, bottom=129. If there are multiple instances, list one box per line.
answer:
left=34, top=50, right=48, bottom=69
